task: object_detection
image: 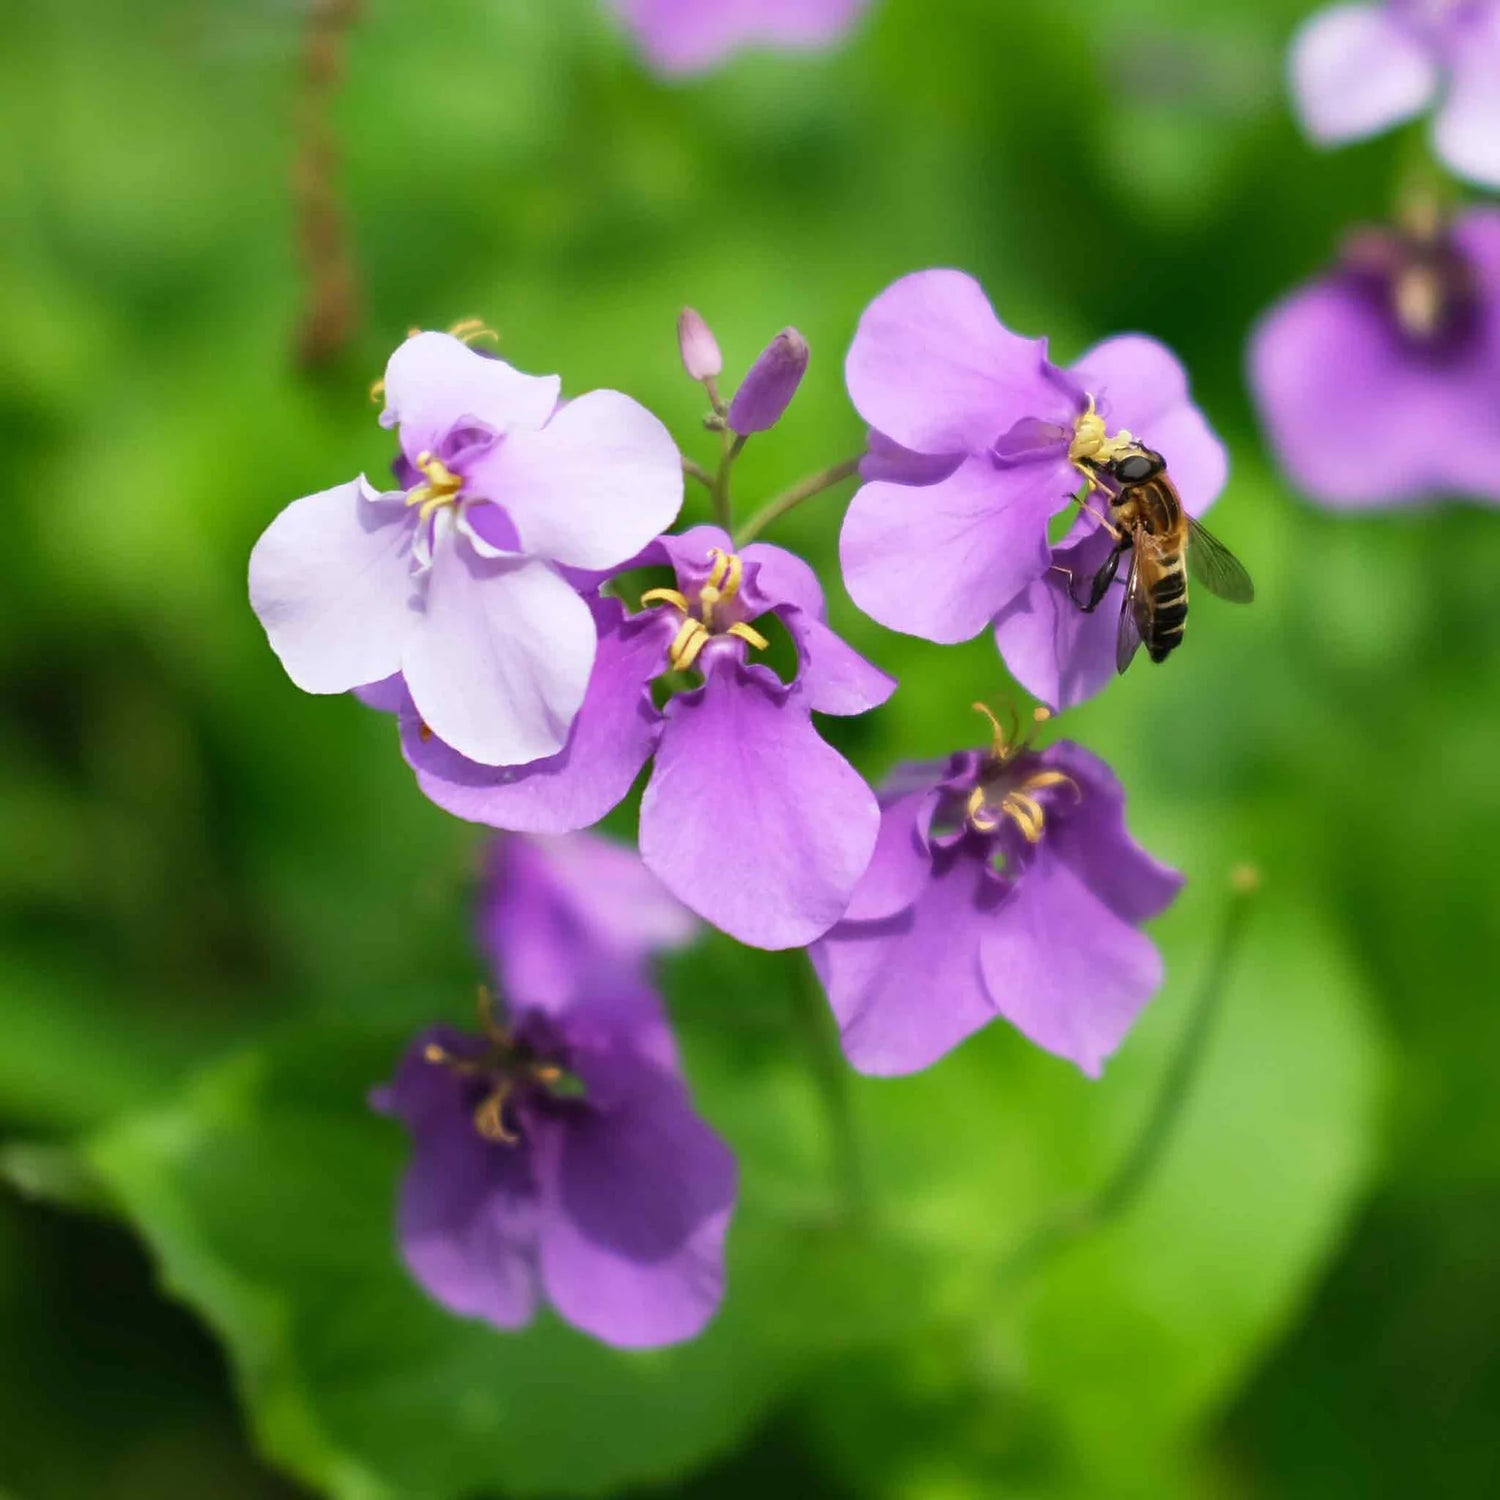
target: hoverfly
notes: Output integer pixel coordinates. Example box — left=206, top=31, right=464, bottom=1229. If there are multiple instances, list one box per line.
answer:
left=1072, top=445, right=1254, bottom=673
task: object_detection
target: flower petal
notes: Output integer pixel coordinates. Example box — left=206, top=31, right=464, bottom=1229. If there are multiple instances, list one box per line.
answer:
left=1248, top=260, right=1500, bottom=507
left=403, top=540, right=595, bottom=767
left=841, top=790, right=936, bottom=922
left=1289, top=2, right=1438, bottom=145
left=977, top=847, right=1165, bottom=1078
left=479, top=832, right=695, bottom=1014
left=840, top=455, right=1065, bottom=643
left=1433, top=5, right=1500, bottom=189
left=993, top=523, right=1122, bottom=711
left=740, top=540, right=825, bottom=616
left=610, top=0, right=868, bottom=75
left=248, top=478, right=421, bottom=695
left=470, top=390, right=683, bottom=570
left=859, top=430, right=966, bottom=487
left=537, top=1060, right=736, bottom=1349
left=380, top=332, right=560, bottom=463
left=639, top=665, right=879, bottom=949
left=814, top=855, right=1001, bottom=1075
left=403, top=602, right=666, bottom=828
left=1070, top=334, right=1228, bottom=515
left=375, top=1029, right=541, bottom=1331
left=845, top=269, right=1073, bottom=455
left=783, top=609, right=896, bottom=716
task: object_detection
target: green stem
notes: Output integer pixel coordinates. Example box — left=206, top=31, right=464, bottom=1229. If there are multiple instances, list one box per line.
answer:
left=997, top=868, right=1260, bottom=1286
left=682, top=456, right=714, bottom=491
left=735, top=456, right=862, bottom=546
left=710, top=433, right=745, bottom=533
left=792, top=957, right=871, bottom=1226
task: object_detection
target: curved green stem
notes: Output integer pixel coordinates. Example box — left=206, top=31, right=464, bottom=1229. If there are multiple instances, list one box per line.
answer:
left=997, top=868, right=1260, bottom=1286
left=735, top=456, right=862, bottom=547
left=710, top=433, right=745, bottom=533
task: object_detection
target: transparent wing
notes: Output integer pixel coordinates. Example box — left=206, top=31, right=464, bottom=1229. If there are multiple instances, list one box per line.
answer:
left=1115, top=554, right=1145, bottom=675
left=1186, top=517, right=1255, bottom=603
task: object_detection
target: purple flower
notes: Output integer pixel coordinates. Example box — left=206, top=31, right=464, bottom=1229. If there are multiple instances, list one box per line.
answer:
left=728, top=328, right=809, bottom=435
left=249, top=331, right=683, bottom=767
left=1289, top=1, right=1500, bottom=189
left=1249, top=207, right=1500, bottom=508
left=374, top=981, right=736, bottom=1349
left=383, top=525, right=894, bottom=950
left=811, top=708, right=1182, bottom=1078
left=607, top=0, right=871, bottom=76
left=842, top=269, right=1226, bottom=710
left=478, top=830, right=696, bottom=1011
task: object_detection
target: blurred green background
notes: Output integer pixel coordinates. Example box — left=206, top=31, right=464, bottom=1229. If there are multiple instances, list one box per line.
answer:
left=3, top=0, right=1498, bottom=1494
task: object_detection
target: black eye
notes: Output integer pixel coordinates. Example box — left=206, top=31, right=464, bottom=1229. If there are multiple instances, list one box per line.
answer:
left=1115, top=453, right=1158, bottom=483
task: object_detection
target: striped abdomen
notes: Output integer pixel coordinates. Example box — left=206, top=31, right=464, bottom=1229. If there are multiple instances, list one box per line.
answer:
left=1144, top=548, right=1188, bottom=662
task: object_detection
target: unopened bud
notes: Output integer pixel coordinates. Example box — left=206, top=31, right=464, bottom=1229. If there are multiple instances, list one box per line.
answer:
left=677, top=307, right=722, bottom=382
left=727, top=327, right=809, bottom=435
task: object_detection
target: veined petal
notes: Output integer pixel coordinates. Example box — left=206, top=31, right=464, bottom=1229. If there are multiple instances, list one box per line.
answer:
left=470, top=390, right=683, bottom=570
left=537, top=1060, right=735, bottom=1349
left=840, top=455, right=1065, bottom=644
left=402, top=605, right=667, bottom=832
left=840, top=790, right=935, bottom=923
left=978, top=848, right=1164, bottom=1078
left=639, top=666, right=879, bottom=949
left=1289, top=2, right=1438, bottom=145
left=380, top=332, right=560, bottom=463
left=403, top=541, right=595, bottom=767
left=783, top=608, right=896, bottom=717
left=814, top=856, right=1000, bottom=1076
left=845, top=269, right=1073, bottom=455
left=248, top=478, right=420, bottom=694
left=993, top=524, right=1122, bottom=712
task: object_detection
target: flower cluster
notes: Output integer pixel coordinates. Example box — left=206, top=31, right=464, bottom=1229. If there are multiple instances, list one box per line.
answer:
left=251, top=287, right=1232, bottom=1346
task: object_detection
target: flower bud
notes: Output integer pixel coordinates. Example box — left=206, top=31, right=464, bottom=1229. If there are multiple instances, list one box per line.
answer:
left=677, top=307, right=722, bottom=382
left=727, top=328, right=809, bottom=435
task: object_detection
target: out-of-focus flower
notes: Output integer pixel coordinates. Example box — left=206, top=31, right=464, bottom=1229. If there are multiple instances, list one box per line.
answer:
left=382, top=526, right=893, bottom=950
left=478, top=831, right=696, bottom=1011
left=677, top=307, right=723, bottom=383
left=728, top=328, right=809, bottom=435
left=811, top=709, right=1182, bottom=1077
left=374, top=983, right=735, bottom=1349
left=249, top=331, right=682, bottom=767
left=607, top=0, right=871, bottom=76
left=842, top=270, right=1225, bottom=708
left=1249, top=205, right=1500, bottom=507
left=1289, top=1, right=1500, bottom=189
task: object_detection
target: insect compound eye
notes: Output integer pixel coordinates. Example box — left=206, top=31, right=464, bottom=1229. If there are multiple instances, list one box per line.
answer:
left=1115, top=453, right=1159, bottom=484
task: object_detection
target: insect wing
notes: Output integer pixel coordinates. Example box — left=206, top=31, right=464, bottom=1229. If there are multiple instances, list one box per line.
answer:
left=1186, top=517, right=1255, bottom=603
left=1115, top=553, right=1146, bottom=674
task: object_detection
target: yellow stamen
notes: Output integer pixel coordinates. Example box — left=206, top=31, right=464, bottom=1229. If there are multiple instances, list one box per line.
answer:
left=473, top=1082, right=518, bottom=1144
left=640, top=587, right=691, bottom=613
left=369, top=377, right=386, bottom=403
left=1001, top=791, right=1046, bottom=843
left=967, top=784, right=1000, bottom=832
left=448, top=317, right=499, bottom=346
left=726, top=621, right=769, bottom=651
left=1020, top=769, right=1080, bottom=799
left=406, top=451, right=465, bottom=523
left=669, top=617, right=711, bottom=672
left=972, top=700, right=1012, bottom=761
left=1068, top=394, right=1137, bottom=485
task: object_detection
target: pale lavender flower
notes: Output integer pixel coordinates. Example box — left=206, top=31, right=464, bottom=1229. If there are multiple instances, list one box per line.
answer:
left=677, top=307, right=723, bottom=382
left=1290, top=1, right=1500, bottom=189
left=249, top=331, right=683, bottom=767
left=608, top=0, right=871, bottom=76
left=842, top=269, right=1226, bottom=710
left=374, top=981, right=735, bottom=1349
left=1249, top=207, right=1500, bottom=507
left=478, top=831, right=696, bottom=1011
left=811, top=714, right=1182, bottom=1077
left=379, top=525, right=894, bottom=950
left=728, top=328, right=809, bottom=435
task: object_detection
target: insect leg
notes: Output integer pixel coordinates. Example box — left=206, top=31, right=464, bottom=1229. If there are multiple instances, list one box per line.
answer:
left=1074, top=535, right=1132, bottom=612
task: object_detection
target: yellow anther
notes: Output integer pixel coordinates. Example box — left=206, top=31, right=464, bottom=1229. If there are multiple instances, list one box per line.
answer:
left=967, top=785, right=1000, bottom=832
left=473, top=1082, right=519, bottom=1144
left=669, top=617, right=711, bottom=672
left=640, top=587, right=691, bottom=614
left=369, top=377, right=386, bottom=403
left=726, top=621, right=769, bottom=651
left=406, top=451, right=465, bottom=523
left=972, top=701, right=1016, bottom=762
left=1068, top=394, right=1137, bottom=481
left=704, top=548, right=743, bottom=605
left=448, top=317, right=499, bottom=346
left=1020, top=769, right=1080, bottom=802
left=1001, top=791, right=1047, bottom=844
